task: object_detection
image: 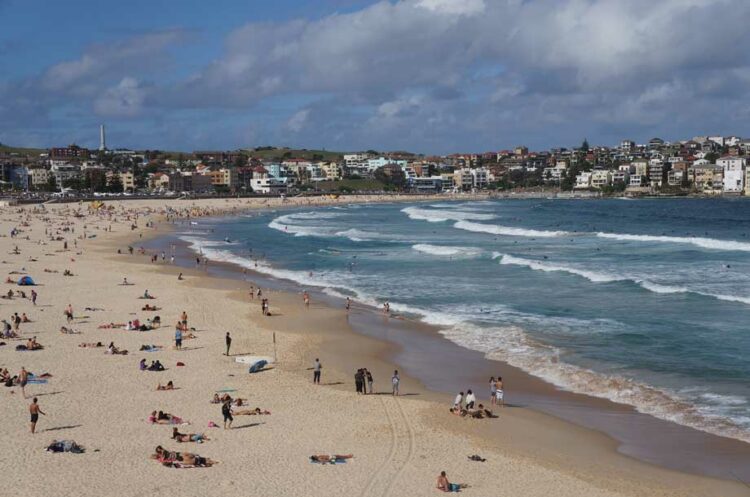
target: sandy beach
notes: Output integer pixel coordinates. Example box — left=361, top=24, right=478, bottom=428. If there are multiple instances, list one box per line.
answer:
left=0, top=196, right=743, bottom=497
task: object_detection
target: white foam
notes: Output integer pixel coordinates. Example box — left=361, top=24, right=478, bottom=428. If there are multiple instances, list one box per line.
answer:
left=402, top=206, right=496, bottom=223
left=439, top=322, right=750, bottom=443
left=499, top=254, right=750, bottom=306
left=597, top=232, right=750, bottom=252
left=412, top=244, right=482, bottom=258
left=454, top=220, right=569, bottom=238
left=499, top=254, right=625, bottom=283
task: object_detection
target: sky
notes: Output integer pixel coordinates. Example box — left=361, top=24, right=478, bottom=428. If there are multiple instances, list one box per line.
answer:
left=1, top=0, right=749, bottom=154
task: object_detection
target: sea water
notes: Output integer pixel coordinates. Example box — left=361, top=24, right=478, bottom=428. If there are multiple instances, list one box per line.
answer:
left=180, top=198, right=750, bottom=443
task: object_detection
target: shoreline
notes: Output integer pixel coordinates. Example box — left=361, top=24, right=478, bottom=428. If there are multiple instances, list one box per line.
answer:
left=0, top=196, right=743, bottom=497
left=149, top=201, right=750, bottom=485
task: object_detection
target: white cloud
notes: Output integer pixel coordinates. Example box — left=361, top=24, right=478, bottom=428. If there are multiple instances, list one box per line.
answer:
left=93, top=77, right=147, bottom=117
left=285, top=108, right=310, bottom=132
left=416, top=0, right=485, bottom=16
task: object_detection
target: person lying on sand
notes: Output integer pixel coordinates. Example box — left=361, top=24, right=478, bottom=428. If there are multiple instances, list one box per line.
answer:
left=148, top=410, right=186, bottom=425
left=157, top=381, right=174, bottom=391
left=60, top=326, right=80, bottom=334
left=98, top=323, right=126, bottom=329
left=309, top=454, right=353, bottom=464
left=106, top=342, right=128, bottom=355
left=152, top=446, right=216, bottom=467
left=234, top=407, right=271, bottom=416
left=140, top=344, right=162, bottom=351
left=172, top=427, right=208, bottom=443
left=63, top=269, right=74, bottom=276
left=79, top=342, right=104, bottom=348
left=141, top=304, right=159, bottom=311
left=43, top=268, right=58, bottom=273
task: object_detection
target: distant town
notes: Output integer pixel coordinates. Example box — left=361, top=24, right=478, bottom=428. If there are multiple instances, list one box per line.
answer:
left=0, top=126, right=748, bottom=198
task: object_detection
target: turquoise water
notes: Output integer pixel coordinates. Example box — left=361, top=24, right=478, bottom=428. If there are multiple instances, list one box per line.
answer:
left=180, top=198, right=750, bottom=442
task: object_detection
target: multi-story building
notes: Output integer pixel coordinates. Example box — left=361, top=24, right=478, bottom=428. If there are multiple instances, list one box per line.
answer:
left=29, top=167, right=51, bottom=188
left=716, top=157, right=745, bottom=194
left=169, top=171, right=213, bottom=193
left=574, top=172, right=592, bottom=189
left=320, top=162, right=343, bottom=180
left=591, top=170, right=612, bottom=188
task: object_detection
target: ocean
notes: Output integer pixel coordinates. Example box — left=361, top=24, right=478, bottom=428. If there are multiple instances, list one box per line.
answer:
left=178, top=198, right=750, bottom=444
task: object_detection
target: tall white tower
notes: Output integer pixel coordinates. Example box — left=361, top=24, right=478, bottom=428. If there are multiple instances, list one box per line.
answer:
left=99, top=124, right=106, bottom=151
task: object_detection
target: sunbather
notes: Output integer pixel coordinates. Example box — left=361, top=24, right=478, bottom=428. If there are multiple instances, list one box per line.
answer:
left=79, top=342, right=103, bottom=348
left=156, top=381, right=174, bottom=391
left=172, top=428, right=208, bottom=443
left=234, top=407, right=271, bottom=416
left=148, top=410, right=186, bottom=425
left=309, top=454, right=353, bottom=464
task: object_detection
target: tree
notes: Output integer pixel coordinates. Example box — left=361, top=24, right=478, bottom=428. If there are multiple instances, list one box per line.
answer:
left=705, top=152, right=719, bottom=164
left=108, top=175, right=123, bottom=193
left=45, top=175, right=57, bottom=192
left=581, top=138, right=590, bottom=152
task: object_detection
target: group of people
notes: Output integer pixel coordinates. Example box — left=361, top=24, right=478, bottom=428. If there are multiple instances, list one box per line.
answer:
left=354, top=368, right=374, bottom=394
left=140, top=359, right=165, bottom=371
left=449, top=377, right=505, bottom=418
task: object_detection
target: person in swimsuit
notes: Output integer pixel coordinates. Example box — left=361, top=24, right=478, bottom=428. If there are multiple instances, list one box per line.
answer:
left=29, top=397, right=46, bottom=434
left=19, top=367, right=28, bottom=398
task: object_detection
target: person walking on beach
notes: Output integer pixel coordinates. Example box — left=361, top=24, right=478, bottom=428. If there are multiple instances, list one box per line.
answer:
left=366, top=369, right=373, bottom=394
left=180, top=311, right=188, bottom=329
left=303, top=291, right=310, bottom=307
left=174, top=326, right=183, bottom=350
left=64, top=304, right=74, bottom=323
left=225, top=332, right=232, bottom=356
left=496, top=377, right=504, bottom=407
left=345, top=297, right=351, bottom=312
left=29, top=397, right=45, bottom=434
left=355, top=369, right=363, bottom=394
left=222, top=398, right=233, bottom=429
left=489, top=377, right=497, bottom=406
left=392, top=370, right=400, bottom=396
left=19, top=367, right=28, bottom=398
left=313, top=358, right=321, bottom=384
left=31, top=289, right=37, bottom=305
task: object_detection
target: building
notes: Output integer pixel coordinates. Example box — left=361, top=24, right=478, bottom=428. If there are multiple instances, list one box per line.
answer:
left=0, top=163, right=29, bottom=190
left=207, top=168, right=238, bottom=188
left=690, top=164, right=723, bottom=193
left=168, top=171, right=214, bottom=193
left=590, top=170, right=611, bottom=188
left=320, top=162, right=343, bottom=180
left=250, top=166, right=288, bottom=194
left=470, top=168, right=489, bottom=189
left=716, top=157, right=745, bottom=194
left=453, top=168, right=474, bottom=191
left=49, top=144, right=90, bottom=162
left=99, top=124, right=106, bottom=151
left=29, top=167, right=51, bottom=188
left=410, top=176, right=443, bottom=193
left=50, top=164, right=81, bottom=187
left=574, top=172, right=592, bottom=189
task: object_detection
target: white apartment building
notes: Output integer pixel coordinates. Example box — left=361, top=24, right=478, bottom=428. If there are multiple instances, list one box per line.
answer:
left=574, top=172, right=592, bottom=189
left=716, top=157, right=745, bottom=193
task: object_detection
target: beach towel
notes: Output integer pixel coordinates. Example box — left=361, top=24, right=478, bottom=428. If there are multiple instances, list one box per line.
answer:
left=215, top=388, right=236, bottom=393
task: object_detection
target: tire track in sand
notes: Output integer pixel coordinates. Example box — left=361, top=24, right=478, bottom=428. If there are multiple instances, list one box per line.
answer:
left=358, top=395, right=417, bottom=497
